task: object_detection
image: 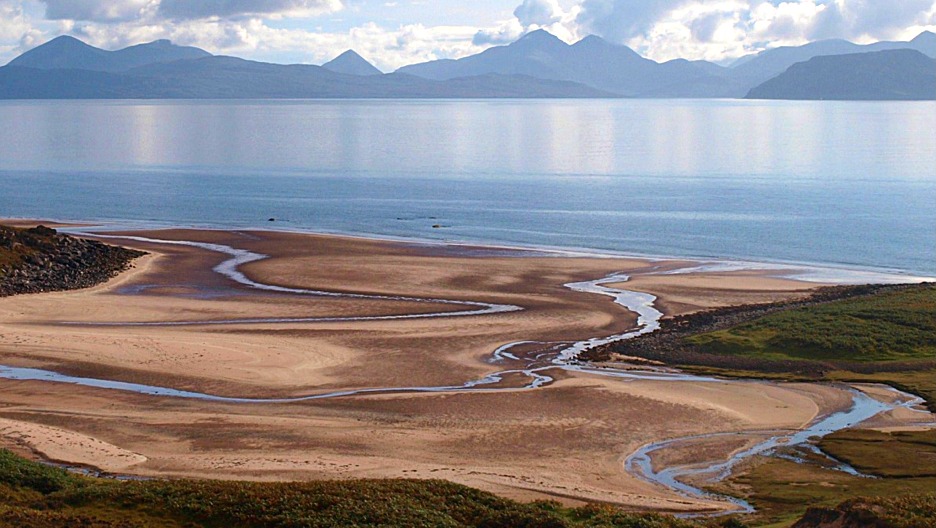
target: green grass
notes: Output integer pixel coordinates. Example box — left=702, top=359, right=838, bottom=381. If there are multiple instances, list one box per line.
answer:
left=679, top=284, right=936, bottom=526
left=685, top=284, right=936, bottom=364
left=812, top=494, right=936, bottom=528
left=717, top=456, right=936, bottom=527
left=679, top=284, right=936, bottom=410
left=818, top=428, right=936, bottom=478
left=0, top=449, right=735, bottom=528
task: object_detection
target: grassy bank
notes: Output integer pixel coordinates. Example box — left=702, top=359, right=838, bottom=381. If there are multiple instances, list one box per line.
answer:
left=686, top=283, right=936, bottom=364
left=595, top=283, right=936, bottom=410
left=668, top=284, right=936, bottom=525
left=1, top=448, right=930, bottom=527
left=0, top=449, right=737, bottom=528
left=685, top=284, right=936, bottom=412
left=717, top=427, right=936, bottom=526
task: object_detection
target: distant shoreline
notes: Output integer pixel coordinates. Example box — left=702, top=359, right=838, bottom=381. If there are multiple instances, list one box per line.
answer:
left=5, top=216, right=933, bottom=286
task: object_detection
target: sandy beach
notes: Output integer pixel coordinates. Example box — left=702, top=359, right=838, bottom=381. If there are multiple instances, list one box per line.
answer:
left=0, top=227, right=929, bottom=513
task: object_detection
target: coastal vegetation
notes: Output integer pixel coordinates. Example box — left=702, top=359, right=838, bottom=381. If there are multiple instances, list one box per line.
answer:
left=0, top=449, right=730, bottom=528
left=588, top=282, right=936, bottom=410
left=685, top=283, right=936, bottom=412
left=715, top=411, right=936, bottom=525
left=0, top=224, right=145, bottom=296
left=720, top=430, right=936, bottom=526
left=685, top=283, right=936, bottom=364
left=590, top=282, right=936, bottom=526
left=1, top=448, right=932, bottom=527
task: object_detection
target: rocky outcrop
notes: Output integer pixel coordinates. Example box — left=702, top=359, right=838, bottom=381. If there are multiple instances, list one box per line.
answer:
left=0, top=225, right=145, bottom=297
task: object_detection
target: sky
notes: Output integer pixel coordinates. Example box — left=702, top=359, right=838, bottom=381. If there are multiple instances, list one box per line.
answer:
left=1, top=0, right=935, bottom=71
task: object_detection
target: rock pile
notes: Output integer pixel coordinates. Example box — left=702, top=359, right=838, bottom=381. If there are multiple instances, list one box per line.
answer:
left=0, top=224, right=146, bottom=297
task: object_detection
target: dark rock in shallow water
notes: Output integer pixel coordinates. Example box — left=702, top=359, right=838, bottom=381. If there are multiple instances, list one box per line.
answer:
left=0, top=224, right=146, bottom=297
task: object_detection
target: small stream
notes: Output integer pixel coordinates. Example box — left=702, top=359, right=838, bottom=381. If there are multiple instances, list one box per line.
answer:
left=625, top=388, right=923, bottom=514
left=1, top=233, right=932, bottom=513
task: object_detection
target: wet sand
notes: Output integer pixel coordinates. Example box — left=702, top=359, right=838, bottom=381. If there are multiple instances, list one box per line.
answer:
left=0, top=228, right=927, bottom=513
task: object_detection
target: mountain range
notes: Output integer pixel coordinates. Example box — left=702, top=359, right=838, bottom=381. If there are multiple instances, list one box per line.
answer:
left=2, top=31, right=934, bottom=100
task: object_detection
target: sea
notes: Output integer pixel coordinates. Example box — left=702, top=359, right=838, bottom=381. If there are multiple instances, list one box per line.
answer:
left=1, top=99, right=934, bottom=278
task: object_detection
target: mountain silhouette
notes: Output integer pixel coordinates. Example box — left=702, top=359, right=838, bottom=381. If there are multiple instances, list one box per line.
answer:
left=746, top=49, right=936, bottom=100
left=398, top=29, right=744, bottom=97
left=322, top=50, right=382, bottom=76
left=8, top=36, right=212, bottom=72
left=2, top=32, right=934, bottom=100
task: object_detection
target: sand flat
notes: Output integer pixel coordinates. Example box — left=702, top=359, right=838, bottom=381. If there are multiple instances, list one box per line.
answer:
left=618, top=271, right=821, bottom=316
left=0, top=228, right=927, bottom=513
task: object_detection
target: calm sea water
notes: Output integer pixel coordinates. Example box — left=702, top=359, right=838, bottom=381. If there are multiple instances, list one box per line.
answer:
left=1, top=99, right=934, bottom=276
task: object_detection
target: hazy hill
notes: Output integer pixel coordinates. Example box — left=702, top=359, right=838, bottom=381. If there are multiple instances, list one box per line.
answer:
left=399, top=29, right=936, bottom=98
left=7, top=35, right=211, bottom=72
left=3, top=32, right=935, bottom=100
left=397, top=31, right=577, bottom=81
left=322, top=50, right=382, bottom=76
left=746, top=49, right=936, bottom=100
left=731, top=31, right=936, bottom=87
left=0, top=53, right=614, bottom=99
left=397, top=30, right=741, bottom=97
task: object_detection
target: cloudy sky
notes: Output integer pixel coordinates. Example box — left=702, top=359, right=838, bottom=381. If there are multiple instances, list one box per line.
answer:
left=1, top=0, right=934, bottom=70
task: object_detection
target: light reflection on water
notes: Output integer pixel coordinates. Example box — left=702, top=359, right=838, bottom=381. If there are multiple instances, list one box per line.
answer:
left=1, top=99, right=934, bottom=275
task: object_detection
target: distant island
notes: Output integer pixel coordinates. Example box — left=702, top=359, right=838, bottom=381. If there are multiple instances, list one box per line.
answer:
left=1, top=30, right=934, bottom=100
left=746, top=49, right=936, bottom=100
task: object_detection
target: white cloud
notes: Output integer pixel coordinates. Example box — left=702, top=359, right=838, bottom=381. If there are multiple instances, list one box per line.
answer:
left=576, top=0, right=689, bottom=43
left=475, top=0, right=580, bottom=47
left=35, top=0, right=343, bottom=22
left=808, top=0, right=935, bottom=41
left=0, top=1, right=31, bottom=40
left=573, top=0, right=936, bottom=62
left=514, top=0, right=563, bottom=27
left=156, top=0, right=343, bottom=21
left=0, top=0, right=47, bottom=64
left=3, top=0, right=935, bottom=68
left=40, top=0, right=155, bottom=22
left=473, top=18, right=524, bottom=45
left=49, top=16, right=491, bottom=71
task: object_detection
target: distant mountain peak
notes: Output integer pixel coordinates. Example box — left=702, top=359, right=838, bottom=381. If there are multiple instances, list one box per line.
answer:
left=40, top=35, right=96, bottom=50
left=322, top=49, right=382, bottom=76
left=7, top=35, right=103, bottom=69
left=575, top=35, right=608, bottom=45
left=7, top=34, right=210, bottom=71
left=572, top=35, right=620, bottom=52
left=912, top=30, right=936, bottom=43
left=46, top=35, right=84, bottom=44
left=126, top=39, right=193, bottom=50
left=572, top=34, right=643, bottom=61
left=515, top=29, right=564, bottom=46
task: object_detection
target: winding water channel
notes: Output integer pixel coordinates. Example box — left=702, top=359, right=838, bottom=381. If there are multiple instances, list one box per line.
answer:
left=1, top=233, right=932, bottom=513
